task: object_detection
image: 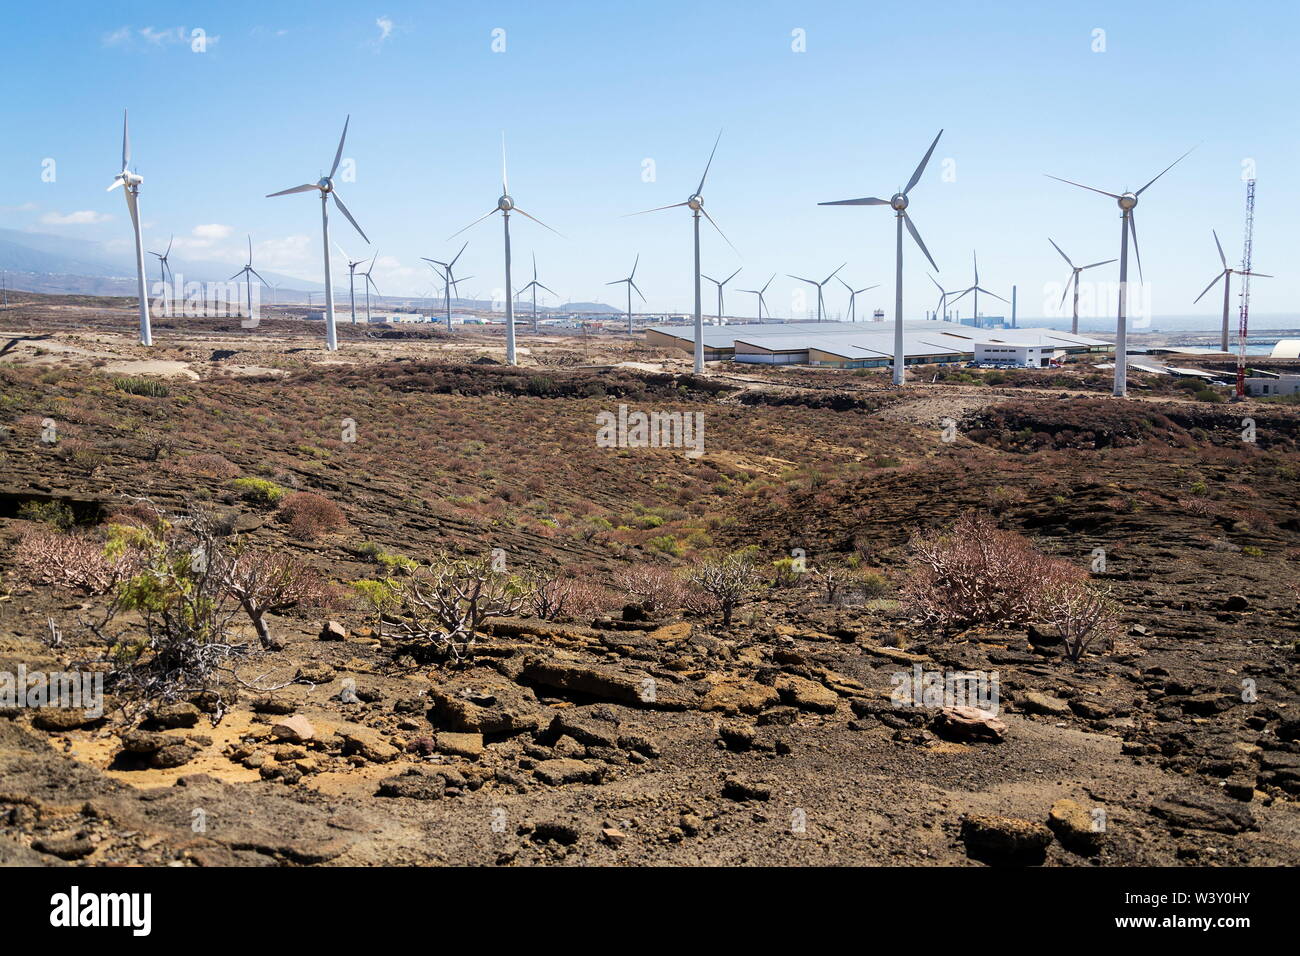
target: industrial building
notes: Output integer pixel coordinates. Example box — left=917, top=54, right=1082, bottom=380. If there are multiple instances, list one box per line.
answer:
left=644, top=320, right=1110, bottom=367
left=1245, top=373, right=1300, bottom=398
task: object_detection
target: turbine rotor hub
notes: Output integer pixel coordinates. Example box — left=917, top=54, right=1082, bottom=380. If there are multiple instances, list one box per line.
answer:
left=318, top=177, right=333, bottom=193
left=890, top=193, right=907, bottom=211
left=687, top=194, right=703, bottom=210
left=499, top=194, right=514, bottom=210
left=1118, top=192, right=1137, bottom=210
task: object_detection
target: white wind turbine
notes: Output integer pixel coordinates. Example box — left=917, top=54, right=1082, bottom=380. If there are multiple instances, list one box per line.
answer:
left=422, top=242, right=470, bottom=332
left=107, top=109, right=152, bottom=346
left=738, top=274, right=775, bottom=324
left=449, top=134, right=561, bottom=365
left=229, top=235, right=270, bottom=321
left=819, top=129, right=944, bottom=385
left=627, top=131, right=737, bottom=374
left=702, top=267, right=741, bottom=326
left=336, top=243, right=370, bottom=324
left=1193, top=229, right=1270, bottom=353
left=516, top=253, right=558, bottom=333
left=948, top=251, right=1008, bottom=328
left=836, top=275, right=880, bottom=322
left=148, top=234, right=174, bottom=288
left=266, top=115, right=370, bottom=351
left=359, top=252, right=381, bottom=322
left=606, top=254, right=646, bottom=334
left=1046, top=147, right=1194, bottom=396
left=928, top=275, right=961, bottom=322
left=787, top=263, right=845, bottom=323
left=1047, top=239, right=1116, bottom=335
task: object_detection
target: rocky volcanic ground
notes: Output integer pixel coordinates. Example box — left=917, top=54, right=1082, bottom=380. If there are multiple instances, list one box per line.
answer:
left=0, top=303, right=1297, bottom=867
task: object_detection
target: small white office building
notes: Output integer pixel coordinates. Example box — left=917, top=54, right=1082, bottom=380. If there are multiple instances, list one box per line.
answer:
left=974, top=342, right=1051, bottom=367
left=1245, top=374, right=1300, bottom=398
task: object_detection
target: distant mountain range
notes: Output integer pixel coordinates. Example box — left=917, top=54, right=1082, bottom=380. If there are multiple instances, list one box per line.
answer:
left=0, top=227, right=623, bottom=313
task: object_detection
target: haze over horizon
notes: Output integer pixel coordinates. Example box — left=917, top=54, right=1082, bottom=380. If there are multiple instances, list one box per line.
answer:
left=1, top=0, right=1295, bottom=325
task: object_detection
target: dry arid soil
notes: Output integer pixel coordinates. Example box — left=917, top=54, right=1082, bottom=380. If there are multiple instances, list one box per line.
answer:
left=0, top=296, right=1298, bottom=867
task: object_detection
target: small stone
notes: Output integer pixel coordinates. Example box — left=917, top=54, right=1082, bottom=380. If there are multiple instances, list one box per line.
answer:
left=32, top=708, right=99, bottom=731
left=721, top=776, right=770, bottom=802
left=119, top=729, right=171, bottom=754
left=533, top=758, right=603, bottom=786
left=270, top=714, right=316, bottom=743
left=150, top=742, right=198, bottom=769
left=33, top=835, right=95, bottom=860
left=150, top=702, right=202, bottom=728
left=436, top=732, right=484, bottom=760
left=961, top=814, right=1052, bottom=865
left=319, top=620, right=348, bottom=641
left=1047, top=798, right=1103, bottom=855
left=600, top=827, right=626, bottom=847
left=931, top=706, right=1006, bottom=743
left=1021, top=691, right=1072, bottom=717
left=774, top=674, right=839, bottom=714
left=1221, top=594, right=1249, bottom=612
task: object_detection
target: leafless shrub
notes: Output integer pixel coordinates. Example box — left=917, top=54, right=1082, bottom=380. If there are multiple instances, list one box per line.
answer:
left=219, top=545, right=336, bottom=650
left=1038, top=574, right=1122, bottom=663
left=278, top=491, right=347, bottom=541
left=177, top=453, right=241, bottom=479
left=15, top=528, right=140, bottom=594
left=385, top=553, right=527, bottom=662
left=524, top=568, right=614, bottom=622
left=687, top=550, right=763, bottom=625
left=613, top=563, right=685, bottom=614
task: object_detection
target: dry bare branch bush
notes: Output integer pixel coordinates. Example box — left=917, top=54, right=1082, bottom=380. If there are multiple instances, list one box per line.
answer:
left=1037, top=573, right=1123, bottom=663
left=219, top=545, right=335, bottom=650
left=688, top=551, right=763, bottom=625
left=524, top=568, right=613, bottom=622
left=385, top=553, right=527, bottom=662
left=15, top=528, right=134, bottom=594
left=613, top=563, right=685, bottom=614
left=278, top=491, right=347, bottom=541
left=903, top=512, right=1059, bottom=630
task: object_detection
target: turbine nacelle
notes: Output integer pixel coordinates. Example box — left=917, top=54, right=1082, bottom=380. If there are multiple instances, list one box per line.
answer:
left=498, top=194, right=514, bottom=211
left=1118, top=192, right=1138, bottom=211
left=889, top=193, right=908, bottom=211
left=317, top=177, right=333, bottom=193
left=687, top=194, right=703, bottom=211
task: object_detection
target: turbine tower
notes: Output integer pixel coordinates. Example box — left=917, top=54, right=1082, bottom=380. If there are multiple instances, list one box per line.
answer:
left=449, top=133, right=560, bottom=365
left=229, top=235, right=270, bottom=321
left=702, top=267, right=741, bottom=325
left=148, top=235, right=174, bottom=288
left=787, top=264, right=845, bottom=322
left=359, top=252, right=380, bottom=322
left=516, top=253, right=558, bottom=333
left=738, top=274, right=775, bottom=324
left=948, top=252, right=1008, bottom=328
left=1048, top=238, right=1116, bottom=334
left=336, top=244, right=370, bottom=324
left=266, top=115, right=370, bottom=351
left=606, top=254, right=645, bottom=334
left=1193, top=229, right=1270, bottom=353
left=836, top=275, right=880, bottom=322
left=1046, top=147, right=1194, bottom=396
left=422, top=242, right=470, bottom=332
left=628, top=131, right=736, bottom=375
left=107, top=109, right=152, bottom=346
left=819, top=129, right=943, bottom=385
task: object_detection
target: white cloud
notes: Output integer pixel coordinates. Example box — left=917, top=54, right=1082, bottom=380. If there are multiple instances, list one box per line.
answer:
left=102, top=27, right=132, bottom=47
left=41, top=210, right=111, bottom=225
left=102, top=26, right=221, bottom=50
left=192, top=223, right=232, bottom=240
left=376, top=16, right=394, bottom=42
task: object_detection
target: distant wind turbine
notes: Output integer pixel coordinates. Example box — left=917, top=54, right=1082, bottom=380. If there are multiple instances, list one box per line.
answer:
left=359, top=252, right=380, bottom=322
left=229, top=235, right=270, bottom=320
left=107, top=109, right=151, bottom=346
left=449, top=133, right=561, bottom=365
left=1193, top=229, right=1270, bottom=353
left=702, top=267, right=741, bottom=326
left=627, top=130, right=737, bottom=374
left=148, top=235, right=174, bottom=288
left=1046, top=146, right=1194, bottom=396
left=266, top=115, right=370, bottom=351
left=738, top=274, right=775, bottom=324
left=1047, top=239, right=1115, bottom=335
left=422, top=241, right=470, bottom=332
left=336, top=244, right=369, bottom=325
left=928, top=275, right=961, bottom=322
left=820, top=129, right=944, bottom=385
left=516, top=253, right=558, bottom=332
left=787, top=263, right=845, bottom=323
left=948, top=252, right=1008, bottom=328
left=836, top=275, right=880, bottom=322
left=606, top=254, right=645, bottom=334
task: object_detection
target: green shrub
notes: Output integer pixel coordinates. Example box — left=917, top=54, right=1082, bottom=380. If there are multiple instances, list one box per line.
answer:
left=17, top=499, right=76, bottom=530
left=1194, top=388, right=1223, bottom=403
left=231, top=477, right=288, bottom=506
left=113, top=377, right=170, bottom=398
left=647, top=535, right=682, bottom=557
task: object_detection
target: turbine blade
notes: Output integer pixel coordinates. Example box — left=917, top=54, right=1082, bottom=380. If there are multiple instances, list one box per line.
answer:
left=903, top=212, right=939, bottom=272
left=539, top=282, right=558, bottom=296
left=164, top=234, right=173, bottom=256
left=904, top=129, right=943, bottom=194
left=1044, top=174, right=1120, bottom=199
left=512, top=206, right=564, bottom=238
left=448, top=208, right=499, bottom=240
left=122, top=109, right=130, bottom=170
left=700, top=208, right=738, bottom=255
left=928, top=274, right=944, bottom=294
left=1212, top=229, right=1227, bottom=269
left=107, top=177, right=124, bottom=192
left=860, top=284, right=880, bottom=292
left=824, top=262, right=845, bottom=283
left=1080, top=258, right=1117, bottom=270
left=724, top=266, right=742, bottom=285
left=247, top=234, right=253, bottom=265
left=267, top=184, right=320, bottom=197
left=787, top=275, right=816, bottom=285
left=631, top=281, right=646, bottom=303
left=761, top=274, right=775, bottom=293
left=1048, top=237, right=1074, bottom=268
left=624, top=202, right=689, bottom=217
left=1193, top=271, right=1225, bottom=304
left=818, top=197, right=890, bottom=206
left=332, top=192, right=369, bottom=243
left=250, top=268, right=270, bottom=287
left=123, top=188, right=140, bottom=230
left=1059, top=272, right=1076, bottom=309
left=1242, top=271, right=1272, bottom=278
left=450, top=241, right=468, bottom=268
left=1128, top=213, right=1142, bottom=283
left=631, top=253, right=640, bottom=277
left=696, top=129, right=723, bottom=196
left=605, top=279, right=624, bottom=286
left=1135, top=146, right=1195, bottom=196
left=501, top=131, right=509, bottom=194
left=330, top=115, right=349, bottom=179
left=229, top=269, right=244, bottom=282
left=976, top=287, right=1009, bottom=304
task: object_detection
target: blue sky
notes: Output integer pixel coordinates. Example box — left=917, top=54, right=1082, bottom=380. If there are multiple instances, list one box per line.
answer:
left=2, top=0, right=1296, bottom=324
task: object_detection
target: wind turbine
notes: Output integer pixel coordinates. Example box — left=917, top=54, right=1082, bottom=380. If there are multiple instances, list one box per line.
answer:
left=787, top=263, right=845, bottom=322
left=606, top=254, right=645, bottom=334
left=738, top=274, right=775, bottom=324
left=1046, top=239, right=1115, bottom=335
left=336, top=244, right=370, bottom=324
left=359, top=252, right=380, bottom=322
left=266, top=115, right=369, bottom=351
left=948, top=252, right=1008, bottom=328
left=148, top=235, right=174, bottom=287
left=230, top=235, right=270, bottom=321
left=516, top=252, right=558, bottom=332
left=1193, top=229, right=1271, bottom=353
left=107, top=109, right=152, bottom=346
left=627, top=131, right=736, bottom=374
left=819, top=129, right=943, bottom=385
left=1046, top=147, right=1194, bottom=396
left=836, top=275, right=880, bottom=322
left=702, top=267, right=741, bottom=326
left=449, top=133, right=560, bottom=365
left=928, top=275, right=961, bottom=322
left=422, top=242, right=470, bottom=332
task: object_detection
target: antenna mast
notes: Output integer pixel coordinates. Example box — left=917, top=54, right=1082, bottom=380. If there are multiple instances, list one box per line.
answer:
left=1236, top=179, right=1256, bottom=397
